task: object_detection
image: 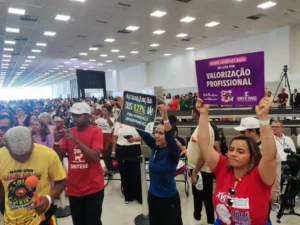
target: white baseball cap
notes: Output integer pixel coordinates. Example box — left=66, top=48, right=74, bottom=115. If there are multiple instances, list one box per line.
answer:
left=69, top=102, right=91, bottom=115
left=234, top=117, right=260, bottom=131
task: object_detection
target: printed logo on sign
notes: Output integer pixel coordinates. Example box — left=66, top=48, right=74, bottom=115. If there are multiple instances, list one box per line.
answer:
left=237, top=91, right=257, bottom=102
left=221, top=90, right=234, bottom=103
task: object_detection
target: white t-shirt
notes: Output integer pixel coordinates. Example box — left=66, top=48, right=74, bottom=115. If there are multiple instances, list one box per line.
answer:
left=186, top=124, right=215, bottom=173
left=114, top=122, right=141, bottom=146
left=274, top=134, right=296, bottom=161
left=297, top=134, right=300, bottom=148
left=95, top=117, right=114, bottom=134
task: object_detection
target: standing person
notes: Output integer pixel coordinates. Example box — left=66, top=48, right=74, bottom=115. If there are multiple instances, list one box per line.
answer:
left=112, top=99, right=121, bottom=122
left=15, top=106, right=31, bottom=127
left=196, top=93, right=277, bottom=225
left=54, top=102, right=105, bottom=225
left=136, top=104, right=182, bottom=225
left=187, top=108, right=217, bottom=225
left=95, top=105, right=114, bottom=156
left=290, top=88, right=300, bottom=109
left=169, top=96, right=180, bottom=112
left=0, top=126, right=66, bottom=225
left=234, top=117, right=281, bottom=223
left=277, top=88, right=289, bottom=109
left=39, top=112, right=56, bottom=135
left=32, top=119, right=54, bottom=149
left=112, top=122, right=142, bottom=204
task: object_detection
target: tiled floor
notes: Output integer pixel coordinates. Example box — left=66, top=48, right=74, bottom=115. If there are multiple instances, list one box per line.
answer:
left=1, top=174, right=300, bottom=225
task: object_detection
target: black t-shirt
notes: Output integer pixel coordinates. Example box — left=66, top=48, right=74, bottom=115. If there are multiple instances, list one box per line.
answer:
left=210, top=122, right=221, bottom=142
left=278, top=93, right=289, bottom=105
left=176, top=136, right=186, bottom=147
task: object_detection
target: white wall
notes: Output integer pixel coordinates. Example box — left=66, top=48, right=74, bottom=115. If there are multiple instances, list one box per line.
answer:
left=105, top=72, right=113, bottom=91
left=118, top=64, right=147, bottom=91
left=290, top=24, right=300, bottom=75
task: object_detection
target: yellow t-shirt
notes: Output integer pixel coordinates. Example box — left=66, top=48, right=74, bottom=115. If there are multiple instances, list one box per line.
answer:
left=0, top=144, right=66, bottom=225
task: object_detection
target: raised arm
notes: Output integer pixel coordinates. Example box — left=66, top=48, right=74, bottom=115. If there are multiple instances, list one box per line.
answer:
left=196, top=98, right=220, bottom=171
left=136, top=129, right=155, bottom=149
left=257, top=92, right=277, bottom=185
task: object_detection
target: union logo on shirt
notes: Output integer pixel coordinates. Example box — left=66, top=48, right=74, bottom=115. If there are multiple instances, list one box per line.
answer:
left=191, top=136, right=197, bottom=143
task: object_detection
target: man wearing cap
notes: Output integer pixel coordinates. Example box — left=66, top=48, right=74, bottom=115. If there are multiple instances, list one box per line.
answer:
left=234, top=117, right=281, bottom=223
left=54, top=102, right=104, bottom=225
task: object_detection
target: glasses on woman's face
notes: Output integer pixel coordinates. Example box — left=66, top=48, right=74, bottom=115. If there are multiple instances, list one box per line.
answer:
left=226, top=188, right=236, bottom=207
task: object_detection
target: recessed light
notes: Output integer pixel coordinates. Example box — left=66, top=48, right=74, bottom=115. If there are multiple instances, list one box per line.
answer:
left=111, top=49, right=120, bottom=53
left=22, top=64, right=29, bottom=66
left=20, top=67, right=26, bottom=69
left=82, top=62, right=88, bottom=65
left=105, top=60, right=112, bottom=63
left=104, top=38, right=115, bottom=43
left=2, top=67, right=8, bottom=69
left=126, top=26, right=139, bottom=31
left=55, top=14, right=71, bottom=21
left=98, top=63, right=104, bottom=66
left=150, top=11, right=167, bottom=17
left=71, top=0, right=86, bottom=2
left=89, top=47, right=98, bottom=51
left=2, top=59, right=10, bottom=62
left=6, top=27, right=20, bottom=33
left=89, top=59, right=96, bottom=62
left=164, top=53, right=171, bottom=56
left=27, top=56, right=36, bottom=59
left=64, top=62, right=70, bottom=64
left=54, top=68, right=59, bottom=70
left=100, top=54, right=108, bottom=57
left=69, top=68, right=74, bottom=70
left=176, top=33, right=188, bottom=38
left=8, top=7, right=26, bottom=15
left=118, top=55, right=126, bottom=58
left=80, top=53, right=88, bottom=56
left=32, top=49, right=41, bottom=53
left=74, top=66, right=80, bottom=68
left=44, top=31, right=56, bottom=36
left=63, top=71, right=68, bottom=73
left=153, top=30, right=166, bottom=35
left=180, top=16, right=196, bottom=23
left=150, top=43, right=160, bottom=47
left=257, top=1, right=277, bottom=9
left=58, top=65, right=64, bottom=67
left=205, top=21, right=220, bottom=27
left=186, top=47, right=195, bottom=50
left=3, top=55, right=12, bottom=58
left=89, top=66, right=94, bottom=69
left=130, top=51, right=139, bottom=54
left=70, top=58, right=78, bottom=61
left=4, top=48, right=14, bottom=51
left=83, top=69, right=88, bottom=70
left=24, top=60, right=32, bottom=63
left=36, top=43, right=47, bottom=46
left=5, top=40, right=16, bottom=45
left=2, top=64, right=9, bottom=66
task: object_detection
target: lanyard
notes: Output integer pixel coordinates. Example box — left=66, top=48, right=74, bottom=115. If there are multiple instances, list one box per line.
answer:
left=275, top=137, right=288, bottom=148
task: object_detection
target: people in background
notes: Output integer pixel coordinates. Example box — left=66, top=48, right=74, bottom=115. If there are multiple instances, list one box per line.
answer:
left=234, top=117, right=281, bottom=223
left=39, top=112, right=56, bottom=135
left=112, top=122, right=142, bottom=204
left=54, top=102, right=105, bottom=225
left=137, top=104, right=182, bottom=225
left=0, top=126, right=66, bottom=225
left=180, top=96, right=188, bottom=111
left=35, top=100, right=45, bottom=115
left=29, top=114, right=38, bottom=126
left=169, top=95, right=180, bottom=112
left=186, top=92, right=196, bottom=109
left=187, top=108, right=217, bottom=225
left=290, top=88, right=300, bottom=109
left=277, top=88, right=289, bottom=109
left=95, top=105, right=114, bottom=156
left=111, top=99, right=121, bottom=122
left=196, top=93, right=277, bottom=225
left=32, top=119, right=54, bottom=149
left=297, top=133, right=300, bottom=148
left=15, top=106, right=31, bottom=127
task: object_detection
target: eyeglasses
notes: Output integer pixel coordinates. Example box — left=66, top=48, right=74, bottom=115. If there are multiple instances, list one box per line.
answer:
left=0, top=126, right=10, bottom=132
left=226, top=187, right=236, bottom=207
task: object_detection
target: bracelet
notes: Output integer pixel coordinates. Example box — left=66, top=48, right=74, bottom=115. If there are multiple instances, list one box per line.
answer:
left=163, top=120, right=169, bottom=124
left=54, top=141, right=60, bottom=145
left=45, top=195, right=52, bottom=205
left=259, top=119, right=270, bottom=126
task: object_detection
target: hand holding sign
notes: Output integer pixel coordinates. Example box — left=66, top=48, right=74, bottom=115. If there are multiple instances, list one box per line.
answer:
left=255, top=90, right=271, bottom=121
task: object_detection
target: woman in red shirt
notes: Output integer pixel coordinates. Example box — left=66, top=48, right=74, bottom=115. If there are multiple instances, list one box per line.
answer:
left=169, top=96, right=180, bottom=112
left=195, top=92, right=277, bottom=225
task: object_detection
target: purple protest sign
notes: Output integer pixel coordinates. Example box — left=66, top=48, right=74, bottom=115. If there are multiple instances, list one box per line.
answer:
left=195, top=52, right=265, bottom=106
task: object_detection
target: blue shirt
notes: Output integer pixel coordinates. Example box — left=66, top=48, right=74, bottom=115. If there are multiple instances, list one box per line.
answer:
left=137, top=129, right=180, bottom=198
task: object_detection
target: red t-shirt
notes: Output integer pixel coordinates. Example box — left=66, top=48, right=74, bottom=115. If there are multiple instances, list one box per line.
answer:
left=60, top=125, right=104, bottom=197
left=277, top=93, right=288, bottom=105
left=169, top=100, right=179, bottom=111
left=213, top=156, right=272, bottom=225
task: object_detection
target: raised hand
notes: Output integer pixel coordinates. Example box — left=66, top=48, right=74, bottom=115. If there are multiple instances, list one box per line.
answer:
left=255, top=90, right=271, bottom=120
left=157, top=104, right=168, bottom=119
left=195, top=98, right=209, bottom=114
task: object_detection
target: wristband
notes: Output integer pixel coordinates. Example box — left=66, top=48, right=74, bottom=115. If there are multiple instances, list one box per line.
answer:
left=45, top=195, right=52, bottom=205
left=163, top=120, right=169, bottom=124
left=54, top=141, right=60, bottom=145
left=259, top=119, right=270, bottom=126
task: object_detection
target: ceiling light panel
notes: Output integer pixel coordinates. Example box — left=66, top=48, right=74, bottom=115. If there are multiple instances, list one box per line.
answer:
left=105, top=60, right=112, bottom=63
left=5, top=40, right=16, bottom=45
left=126, top=26, right=139, bottom=31
left=27, top=56, right=36, bottom=59
left=89, top=59, right=96, bottom=62
left=186, top=47, right=195, bottom=50
left=150, top=10, right=167, bottom=17
left=4, top=48, right=14, bottom=51
left=205, top=21, right=220, bottom=27
left=89, top=47, right=98, bottom=51
left=71, top=0, right=86, bottom=2
left=6, top=27, right=20, bottom=33
left=111, top=49, right=120, bottom=52
left=80, top=53, right=88, bottom=56
left=55, top=14, right=71, bottom=21
left=164, top=53, right=171, bottom=56
left=153, top=30, right=165, bottom=35
left=104, top=38, right=115, bottom=42
left=8, top=7, right=26, bottom=15
left=100, top=54, right=108, bottom=57
left=44, top=31, right=56, bottom=36
left=180, top=16, right=196, bottom=23
left=118, top=56, right=126, bottom=58
left=32, top=49, right=41, bottom=53
left=257, top=1, right=277, bottom=9
left=176, top=33, right=188, bottom=37
left=36, top=43, right=47, bottom=46
left=130, top=51, right=139, bottom=54
left=150, top=43, right=160, bottom=47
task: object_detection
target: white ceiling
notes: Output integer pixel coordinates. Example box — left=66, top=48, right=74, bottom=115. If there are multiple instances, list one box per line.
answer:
left=0, top=0, right=300, bottom=87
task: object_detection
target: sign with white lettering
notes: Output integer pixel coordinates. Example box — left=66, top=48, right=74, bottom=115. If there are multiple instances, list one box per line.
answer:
left=121, top=91, right=157, bottom=133
left=195, top=52, right=265, bottom=106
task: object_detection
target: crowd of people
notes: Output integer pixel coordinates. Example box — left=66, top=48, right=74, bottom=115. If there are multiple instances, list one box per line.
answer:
left=0, top=91, right=299, bottom=225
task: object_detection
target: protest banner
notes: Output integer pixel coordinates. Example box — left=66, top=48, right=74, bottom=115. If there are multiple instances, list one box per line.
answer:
left=195, top=51, right=264, bottom=106
left=121, top=91, right=157, bottom=133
